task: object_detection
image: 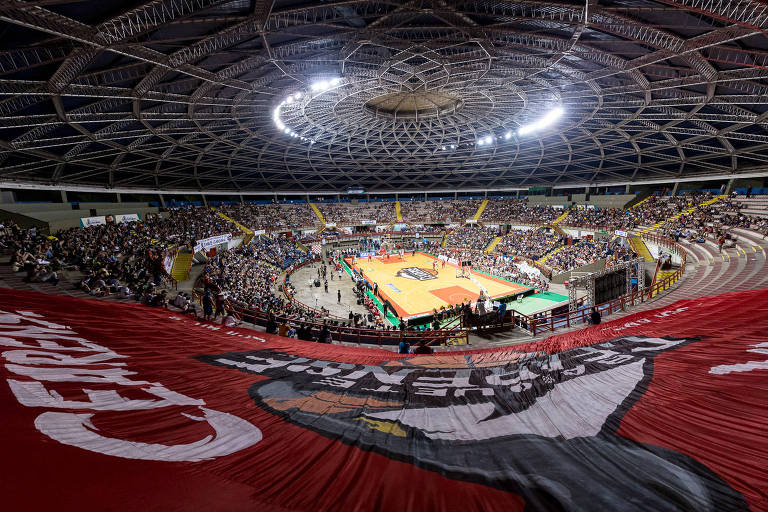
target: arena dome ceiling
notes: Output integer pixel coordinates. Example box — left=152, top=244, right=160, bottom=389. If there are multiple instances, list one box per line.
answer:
left=2, top=1, right=768, bottom=192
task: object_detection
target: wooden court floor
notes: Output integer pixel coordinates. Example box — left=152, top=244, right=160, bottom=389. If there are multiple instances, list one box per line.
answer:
left=346, top=251, right=530, bottom=319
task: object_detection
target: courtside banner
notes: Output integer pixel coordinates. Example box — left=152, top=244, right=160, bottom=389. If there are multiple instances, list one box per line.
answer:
left=1, top=287, right=767, bottom=511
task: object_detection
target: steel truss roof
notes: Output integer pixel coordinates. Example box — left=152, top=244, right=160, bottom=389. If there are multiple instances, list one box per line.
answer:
left=2, top=0, right=768, bottom=192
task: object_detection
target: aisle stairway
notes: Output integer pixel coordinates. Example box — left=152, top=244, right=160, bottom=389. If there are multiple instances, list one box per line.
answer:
left=631, top=195, right=653, bottom=209
left=485, top=236, right=502, bottom=253
left=637, top=194, right=726, bottom=234
left=441, top=231, right=448, bottom=248
left=309, top=202, right=325, bottom=224
left=537, top=244, right=565, bottom=265
left=213, top=207, right=253, bottom=244
left=628, top=236, right=654, bottom=262
left=395, top=200, right=402, bottom=221
left=473, top=199, right=488, bottom=220
left=649, top=269, right=677, bottom=298
left=551, top=210, right=570, bottom=225
left=171, top=251, right=193, bottom=282
left=213, top=208, right=253, bottom=235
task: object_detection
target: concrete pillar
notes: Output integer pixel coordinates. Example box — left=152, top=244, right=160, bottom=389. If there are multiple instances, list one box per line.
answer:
left=201, top=195, right=208, bottom=207
left=158, top=194, right=165, bottom=207
left=239, top=194, right=244, bottom=203
left=625, top=184, right=630, bottom=194
left=671, top=182, right=680, bottom=196
left=60, top=190, right=68, bottom=203
left=454, top=191, right=458, bottom=199
left=725, top=178, right=735, bottom=194
left=115, top=193, right=121, bottom=203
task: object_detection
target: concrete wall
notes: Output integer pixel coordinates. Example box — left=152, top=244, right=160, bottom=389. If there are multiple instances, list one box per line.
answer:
left=0, top=201, right=158, bottom=233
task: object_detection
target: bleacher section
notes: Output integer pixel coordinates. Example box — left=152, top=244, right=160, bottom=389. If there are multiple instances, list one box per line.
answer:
left=473, top=199, right=488, bottom=220
left=637, top=194, right=726, bottom=234
left=309, top=202, right=325, bottom=224
left=0, top=201, right=159, bottom=232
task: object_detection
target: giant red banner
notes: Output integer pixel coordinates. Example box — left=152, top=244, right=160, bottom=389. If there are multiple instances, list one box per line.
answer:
left=1, top=286, right=767, bottom=511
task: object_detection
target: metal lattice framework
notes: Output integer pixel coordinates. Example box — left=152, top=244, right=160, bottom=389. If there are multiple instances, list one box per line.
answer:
left=2, top=0, right=768, bottom=192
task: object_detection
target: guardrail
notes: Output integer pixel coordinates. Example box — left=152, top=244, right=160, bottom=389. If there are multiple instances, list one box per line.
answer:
left=223, top=300, right=469, bottom=347
left=514, top=234, right=687, bottom=336
left=189, top=256, right=471, bottom=348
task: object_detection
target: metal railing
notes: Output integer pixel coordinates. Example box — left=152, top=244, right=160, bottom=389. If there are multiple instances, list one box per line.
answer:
left=515, top=234, right=687, bottom=336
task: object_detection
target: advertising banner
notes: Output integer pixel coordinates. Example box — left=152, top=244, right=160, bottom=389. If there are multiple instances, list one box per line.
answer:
left=114, top=213, right=141, bottom=224
left=361, top=220, right=376, bottom=225
left=79, top=216, right=106, bottom=227
left=194, top=233, right=232, bottom=253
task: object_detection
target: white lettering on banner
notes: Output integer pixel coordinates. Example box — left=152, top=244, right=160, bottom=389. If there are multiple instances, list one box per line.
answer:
left=195, top=233, right=232, bottom=252
left=615, top=230, right=628, bottom=237
left=35, top=407, right=262, bottom=462
left=361, top=220, right=376, bottom=225
left=115, top=213, right=140, bottom=224
left=465, top=219, right=478, bottom=224
left=80, top=216, right=106, bottom=227
left=253, top=229, right=266, bottom=236
left=325, top=222, right=337, bottom=228
left=0, top=308, right=262, bottom=462
left=709, top=342, right=768, bottom=375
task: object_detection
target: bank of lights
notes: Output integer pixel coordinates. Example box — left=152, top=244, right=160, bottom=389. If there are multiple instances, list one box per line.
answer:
left=440, top=107, right=564, bottom=151
left=273, top=78, right=343, bottom=143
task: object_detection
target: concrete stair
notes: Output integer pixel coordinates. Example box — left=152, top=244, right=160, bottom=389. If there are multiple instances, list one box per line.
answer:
left=171, top=251, right=193, bottom=282
left=309, top=202, right=325, bottom=224
left=551, top=209, right=570, bottom=225
left=637, top=194, right=726, bottom=235
left=485, top=236, right=502, bottom=253
left=537, top=244, right=565, bottom=265
left=213, top=208, right=253, bottom=236
left=473, top=199, right=488, bottom=220
left=630, top=236, right=654, bottom=262
left=395, top=200, right=402, bottom=221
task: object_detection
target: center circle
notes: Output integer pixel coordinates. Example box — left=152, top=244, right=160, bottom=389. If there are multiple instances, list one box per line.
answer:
left=364, top=90, right=464, bottom=120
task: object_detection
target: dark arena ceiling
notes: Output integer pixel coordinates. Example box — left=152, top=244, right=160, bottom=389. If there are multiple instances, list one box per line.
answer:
left=2, top=1, right=768, bottom=193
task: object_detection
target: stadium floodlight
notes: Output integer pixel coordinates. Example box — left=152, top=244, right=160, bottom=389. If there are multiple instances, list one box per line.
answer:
left=477, top=139, right=484, bottom=146
left=484, top=135, right=493, bottom=144
left=518, top=107, right=564, bottom=136
left=294, top=92, right=302, bottom=100
left=284, top=127, right=291, bottom=134
left=286, top=96, right=294, bottom=104
left=451, top=144, right=455, bottom=149
left=505, top=131, right=512, bottom=139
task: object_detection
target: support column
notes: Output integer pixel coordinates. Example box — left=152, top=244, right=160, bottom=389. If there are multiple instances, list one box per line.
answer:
left=239, top=194, right=244, bottom=203
left=158, top=194, right=165, bottom=208
left=115, top=193, right=121, bottom=203
left=725, top=178, right=735, bottom=195
left=671, top=182, right=680, bottom=196
left=60, top=190, right=68, bottom=203
left=201, top=195, right=208, bottom=207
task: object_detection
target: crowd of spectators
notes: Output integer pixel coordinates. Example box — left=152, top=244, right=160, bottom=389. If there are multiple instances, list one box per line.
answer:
left=316, top=201, right=394, bottom=225
left=445, top=225, right=500, bottom=250
left=547, top=238, right=631, bottom=274
left=3, top=218, right=174, bottom=303
left=399, top=199, right=481, bottom=222
left=219, top=202, right=318, bottom=230
left=495, top=229, right=562, bottom=261
left=480, top=199, right=562, bottom=224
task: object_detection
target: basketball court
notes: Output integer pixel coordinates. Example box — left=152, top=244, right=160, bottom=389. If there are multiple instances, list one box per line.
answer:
left=345, top=251, right=530, bottom=320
